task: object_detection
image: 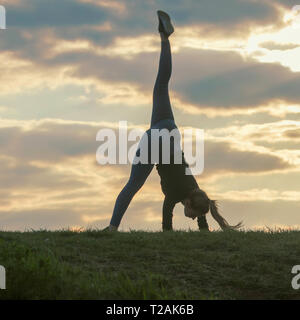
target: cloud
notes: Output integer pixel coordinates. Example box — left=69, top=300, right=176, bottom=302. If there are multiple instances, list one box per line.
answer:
left=207, top=120, right=300, bottom=140
left=0, top=118, right=293, bottom=199
left=1, top=0, right=288, bottom=55
left=0, top=121, right=98, bottom=162
left=259, top=41, right=299, bottom=51
left=0, top=119, right=296, bottom=232
left=78, top=0, right=126, bottom=13
left=1, top=0, right=21, bottom=6
left=165, top=0, right=281, bottom=30
left=206, top=120, right=300, bottom=151
left=0, top=117, right=293, bottom=225
left=284, top=128, right=300, bottom=139
left=214, top=189, right=300, bottom=202
left=0, top=118, right=292, bottom=171
left=5, top=0, right=284, bottom=31
left=14, top=40, right=300, bottom=114
left=7, top=0, right=110, bottom=28
left=172, top=48, right=300, bottom=109
left=0, top=156, right=87, bottom=191
left=0, top=52, right=80, bottom=95
left=2, top=2, right=300, bottom=116
left=201, top=140, right=291, bottom=179
left=32, top=45, right=300, bottom=114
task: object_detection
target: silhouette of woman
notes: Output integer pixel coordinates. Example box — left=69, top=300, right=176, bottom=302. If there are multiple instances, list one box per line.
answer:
left=104, top=11, right=242, bottom=232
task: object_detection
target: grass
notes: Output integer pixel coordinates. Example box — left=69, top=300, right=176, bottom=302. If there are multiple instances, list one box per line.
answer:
left=0, top=229, right=299, bottom=300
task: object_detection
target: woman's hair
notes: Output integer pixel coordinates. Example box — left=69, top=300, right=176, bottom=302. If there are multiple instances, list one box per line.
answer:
left=189, top=189, right=210, bottom=214
left=189, top=189, right=243, bottom=230
left=209, top=200, right=243, bottom=230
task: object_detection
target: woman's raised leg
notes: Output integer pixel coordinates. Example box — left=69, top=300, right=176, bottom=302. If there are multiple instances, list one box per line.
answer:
left=151, top=34, right=175, bottom=127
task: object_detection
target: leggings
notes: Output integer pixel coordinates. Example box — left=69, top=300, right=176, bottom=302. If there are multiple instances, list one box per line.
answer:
left=110, top=39, right=177, bottom=228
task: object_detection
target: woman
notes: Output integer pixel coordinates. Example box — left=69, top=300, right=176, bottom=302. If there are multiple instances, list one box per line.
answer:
left=104, top=10, right=242, bottom=232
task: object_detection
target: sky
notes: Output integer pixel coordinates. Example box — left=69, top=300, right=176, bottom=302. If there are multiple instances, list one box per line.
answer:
left=0, top=0, right=299, bottom=231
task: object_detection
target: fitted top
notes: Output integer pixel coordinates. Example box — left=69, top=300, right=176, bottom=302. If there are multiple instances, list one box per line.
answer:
left=155, top=151, right=199, bottom=203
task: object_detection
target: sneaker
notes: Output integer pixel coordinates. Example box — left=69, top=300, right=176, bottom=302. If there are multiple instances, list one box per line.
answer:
left=157, top=10, right=174, bottom=37
left=101, top=225, right=118, bottom=232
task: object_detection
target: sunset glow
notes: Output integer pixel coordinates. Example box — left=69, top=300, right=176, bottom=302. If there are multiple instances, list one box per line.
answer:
left=0, top=0, right=299, bottom=231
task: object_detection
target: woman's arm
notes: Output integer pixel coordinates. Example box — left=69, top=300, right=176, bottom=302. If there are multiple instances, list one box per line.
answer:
left=197, top=215, right=209, bottom=231
left=162, top=197, right=176, bottom=231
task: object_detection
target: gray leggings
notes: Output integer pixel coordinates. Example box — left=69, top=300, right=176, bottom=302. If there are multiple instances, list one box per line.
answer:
left=110, top=39, right=177, bottom=227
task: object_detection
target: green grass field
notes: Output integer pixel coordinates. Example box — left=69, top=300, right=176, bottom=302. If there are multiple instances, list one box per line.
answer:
left=0, top=229, right=299, bottom=300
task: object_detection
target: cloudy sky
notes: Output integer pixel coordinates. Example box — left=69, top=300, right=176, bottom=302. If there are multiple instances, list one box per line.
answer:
left=0, top=0, right=299, bottom=231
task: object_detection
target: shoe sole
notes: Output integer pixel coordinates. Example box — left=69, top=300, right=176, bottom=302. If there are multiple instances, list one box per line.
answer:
left=157, top=10, right=174, bottom=36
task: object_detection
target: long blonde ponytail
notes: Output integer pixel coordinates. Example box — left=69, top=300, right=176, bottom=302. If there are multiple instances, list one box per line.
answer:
left=209, top=200, right=243, bottom=230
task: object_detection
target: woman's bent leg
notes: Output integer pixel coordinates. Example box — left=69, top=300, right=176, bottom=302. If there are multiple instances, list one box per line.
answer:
left=110, top=162, right=154, bottom=228
left=151, top=38, right=175, bottom=127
